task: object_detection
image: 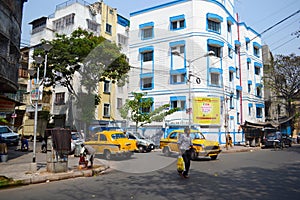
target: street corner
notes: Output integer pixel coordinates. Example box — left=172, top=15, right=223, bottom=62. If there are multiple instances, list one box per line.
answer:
left=91, top=164, right=110, bottom=176
left=0, top=175, right=26, bottom=188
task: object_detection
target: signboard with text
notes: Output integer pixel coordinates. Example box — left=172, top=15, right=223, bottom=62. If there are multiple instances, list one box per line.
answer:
left=193, top=97, right=220, bottom=125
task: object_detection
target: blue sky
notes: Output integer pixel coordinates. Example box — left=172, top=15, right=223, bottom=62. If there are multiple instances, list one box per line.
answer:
left=21, top=0, right=300, bottom=56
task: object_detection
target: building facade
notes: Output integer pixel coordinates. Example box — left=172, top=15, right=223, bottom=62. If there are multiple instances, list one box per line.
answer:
left=26, top=0, right=129, bottom=135
left=0, top=0, right=27, bottom=127
left=128, top=0, right=264, bottom=144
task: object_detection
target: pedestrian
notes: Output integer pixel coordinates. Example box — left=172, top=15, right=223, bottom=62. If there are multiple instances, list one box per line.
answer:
left=80, top=144, right=96, bottom=168
left=20, top=135, right=29, bottom=151
left=177, top=127, right=193, bottom=178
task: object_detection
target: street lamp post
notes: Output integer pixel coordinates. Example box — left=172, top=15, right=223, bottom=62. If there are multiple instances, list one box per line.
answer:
left=31, top=43, right=52, bottom=164
left=172, top=51, right=215, bottom=129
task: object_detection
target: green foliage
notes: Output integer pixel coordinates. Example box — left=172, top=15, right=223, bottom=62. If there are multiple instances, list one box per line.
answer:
left=120, top=92, right=179, bottom=131
left=32, top=28, right=131, bottom=126
left=263, top=53, right=300, bottom=117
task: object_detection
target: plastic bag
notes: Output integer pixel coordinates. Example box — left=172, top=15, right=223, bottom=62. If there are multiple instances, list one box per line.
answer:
left=177, top=155, right=185, bottom=173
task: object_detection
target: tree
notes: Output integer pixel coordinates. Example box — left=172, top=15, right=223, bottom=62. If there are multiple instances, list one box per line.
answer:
left=263, top=53, right=300, bottom=117
left=120, top=92, right=179, bottom=133
left=32, top=28, right=130, bottom=131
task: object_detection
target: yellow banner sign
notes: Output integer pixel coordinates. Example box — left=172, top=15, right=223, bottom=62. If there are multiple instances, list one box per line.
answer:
left=193, top=97, right=220, bottom=125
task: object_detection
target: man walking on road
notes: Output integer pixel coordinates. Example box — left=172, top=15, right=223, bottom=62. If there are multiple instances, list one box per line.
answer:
left=177, top=127, right=193, bottom=178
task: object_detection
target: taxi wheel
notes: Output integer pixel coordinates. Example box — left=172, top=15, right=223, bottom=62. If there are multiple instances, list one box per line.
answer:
left=190, top=149, right=197, bottom=160
left=104, top=150, right=112, bottom=160
left=138, top=146, right=145, bottom=153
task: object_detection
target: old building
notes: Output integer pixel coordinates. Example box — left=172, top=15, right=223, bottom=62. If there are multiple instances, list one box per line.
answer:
left=25, top=0, right=129, bottom=136
left=0, top=0, right=27, bottom=127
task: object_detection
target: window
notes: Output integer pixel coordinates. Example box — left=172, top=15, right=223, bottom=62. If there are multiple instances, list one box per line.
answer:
left=208, top=45, right=221, bottom=57
left=53, top=13, right=75, bottom=30
left=171, top=20, right=185, bottom=30
left=141, top=77, right=153, bottom=89
left=229, top=71, right=233, bottom=82
left=236, top=67, right=240, bottom=78
left=256, top=107, right=262, bottom=118
left=141, top=98, right=153, bottom=113
left=170, top=14, right=185, bottom=30
left=55, top=92, right=65, bottom=105
left=87, top=19, right=99, bottom=32
left=248, top=84, right=251, bottom=93
left=253, top=42, right=261, bottom=57
left=230, top=96, right=234, bottom=109
left=236, top=90, right=240, bottom=99
left=118, top=34, right=128, bottom=46
left=104, top=80, right=110, bottom=93
left=117, top=98, right=122, bottom=109
left=254, top=47, right=259, bottom=57
left=248, top=107, right=252, bottom=116
left=106, top=23, right=112, bottom=34
left=142, top=51, right=153, bottom=62
left=210, top=73, right=220, bottom=85
left=99, top=134, right=107, bottom=141
left=227, top=23, right=231, bottom=33
left=246, top=42, right=249, bottom=51
left=103, top=103, right=110, bottom=117
left=256, top=87, right=262, bottom=97
left=142, top=27, right=153, bottom=39
left=171, top=45, right=185, bottom=54
left=208, top=20, right=221, bottom=33
left=171, top=74, right=185, bottom=84
left=228, top=47, right=233, bottom=58
left=237, top=112, right=240, bottom=124
left=170, top=96, right=186, bottom=111
left=255, top=66, right=260, bottom=75
left=171, top=100, right=185, bottom=111
left=247, top=62, right=250, bottom=70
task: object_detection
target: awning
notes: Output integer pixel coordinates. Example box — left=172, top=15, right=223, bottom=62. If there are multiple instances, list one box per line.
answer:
left=235, top=40, right=241, bottom=46
left=207, top=39, right=224, bottom=47
left=207, top=13, right=223, bottom=22
left=139, top=22, right=154, bottom=29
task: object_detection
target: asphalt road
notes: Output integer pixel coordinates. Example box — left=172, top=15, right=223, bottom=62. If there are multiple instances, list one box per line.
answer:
left=1, top=145, right=300, bottom=200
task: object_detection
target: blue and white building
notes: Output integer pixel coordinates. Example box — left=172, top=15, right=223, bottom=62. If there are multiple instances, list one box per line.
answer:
left=128, top=0, right=264, bottom=145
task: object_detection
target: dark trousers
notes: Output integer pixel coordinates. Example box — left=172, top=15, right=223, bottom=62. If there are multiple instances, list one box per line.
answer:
left=182, top=149, right=192, bottom=176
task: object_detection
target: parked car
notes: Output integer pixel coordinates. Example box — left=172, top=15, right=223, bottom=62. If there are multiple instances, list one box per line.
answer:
left=263, top=132, right=292, bottom=148
left=281, top=133, right=292, bottom=147
left=160, top=129, right=221, bottom=160
left=0, top=125, right=19, bottom=146
left=126, top=132, right=155, bottom=153
left=70, top=131, right=84, bottom=155
left=84, top=130, right=138, bottom=160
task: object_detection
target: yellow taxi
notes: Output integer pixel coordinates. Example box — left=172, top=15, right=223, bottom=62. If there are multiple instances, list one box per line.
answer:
left=160, top=129, right=221, bottom=160
left=84, top=130, right=138, bottom=160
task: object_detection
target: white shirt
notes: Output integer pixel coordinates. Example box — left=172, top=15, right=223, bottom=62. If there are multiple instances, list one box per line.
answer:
left=177, top=133, right=192, bottom=151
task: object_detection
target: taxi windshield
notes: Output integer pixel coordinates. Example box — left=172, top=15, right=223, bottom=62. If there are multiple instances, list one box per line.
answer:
left=190, top=132, right=205, bottom=139
left=111, top=133, right=126, bottom=139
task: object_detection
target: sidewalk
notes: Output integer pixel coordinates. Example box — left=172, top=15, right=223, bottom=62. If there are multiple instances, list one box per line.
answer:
left=0, top=144, right=260, bottom=188
left=221, top=144, right=262, bottom=153
left=0, top=151, right=109, bottom=188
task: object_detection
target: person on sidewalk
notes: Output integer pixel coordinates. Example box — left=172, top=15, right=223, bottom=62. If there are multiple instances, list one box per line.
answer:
left=226, top=133, right=233, bottom=150
left=177, top=127, right=193, bottom=178
left=20, top=135, right=29, bottom=151
left=80, top=144, right=96, bottom=168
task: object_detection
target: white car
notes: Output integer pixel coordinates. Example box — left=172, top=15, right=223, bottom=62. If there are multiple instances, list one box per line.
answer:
left=126, top=132, right=155, bottom=153
left=0, top=125, right=20, bottom=146
left=71, top=132, right=84, bottom=155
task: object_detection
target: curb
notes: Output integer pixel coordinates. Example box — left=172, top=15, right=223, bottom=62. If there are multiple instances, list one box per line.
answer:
left=0, top=165, right=109, bottom=188
left=221, top=146, right=261, bottom=153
